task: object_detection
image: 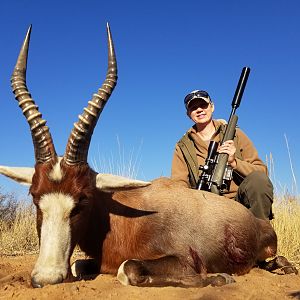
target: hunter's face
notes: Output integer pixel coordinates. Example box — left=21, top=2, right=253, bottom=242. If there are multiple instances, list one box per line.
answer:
left=187, top=99, right=214, bottom=125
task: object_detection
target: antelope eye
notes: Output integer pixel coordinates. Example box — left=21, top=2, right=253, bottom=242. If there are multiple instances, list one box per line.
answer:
left=70, top=205, right=81, bottom=217
left=78, top=195, right=86, bottom=203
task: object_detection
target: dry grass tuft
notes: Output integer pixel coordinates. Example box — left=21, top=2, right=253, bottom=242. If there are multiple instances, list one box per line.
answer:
left=0, top=200, right=38, bottom=255
left=272, top=194, right=300, bottom=268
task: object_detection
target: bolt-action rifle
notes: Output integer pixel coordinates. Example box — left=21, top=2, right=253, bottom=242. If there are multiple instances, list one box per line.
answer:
left=197, top=67, right=250, bottom=195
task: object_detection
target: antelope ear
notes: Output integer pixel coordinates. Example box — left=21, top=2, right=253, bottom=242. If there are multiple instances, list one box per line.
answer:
left=0, top=166, right=34, bottom=185
left=95, top=173, right=151, bottom=192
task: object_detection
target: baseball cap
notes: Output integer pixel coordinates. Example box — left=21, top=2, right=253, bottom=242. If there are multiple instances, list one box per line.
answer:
left=184, top=90, right=211, bottom=109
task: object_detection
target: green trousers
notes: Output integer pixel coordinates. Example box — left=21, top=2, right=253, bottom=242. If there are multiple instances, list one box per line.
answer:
left=235, top=171, right=274, bottom=220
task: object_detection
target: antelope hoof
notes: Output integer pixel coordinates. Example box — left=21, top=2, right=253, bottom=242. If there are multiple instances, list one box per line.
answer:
left=281, top=265, right=298, bottom=275
left=209, top=273, right=236, bottom=287
left=71, top=259, right=99, bottom=279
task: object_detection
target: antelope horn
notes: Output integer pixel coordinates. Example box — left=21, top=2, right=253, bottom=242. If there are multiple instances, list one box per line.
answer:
left=11, top=25, right=57, bottom=163
left=64, top=23, right=118, bottom=165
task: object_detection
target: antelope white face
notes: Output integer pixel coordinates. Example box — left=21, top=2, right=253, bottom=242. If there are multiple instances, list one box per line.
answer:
left=31, top=192, right=75, bottom=287
left=27, top=159, right=95, bottom=288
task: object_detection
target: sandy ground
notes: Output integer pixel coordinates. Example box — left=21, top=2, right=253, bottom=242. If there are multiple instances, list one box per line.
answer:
left=0, top=255, right=300, bottom=300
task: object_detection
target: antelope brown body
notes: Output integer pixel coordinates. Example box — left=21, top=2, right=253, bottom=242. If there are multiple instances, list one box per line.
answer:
left=0, top=25, right=279, bottom=288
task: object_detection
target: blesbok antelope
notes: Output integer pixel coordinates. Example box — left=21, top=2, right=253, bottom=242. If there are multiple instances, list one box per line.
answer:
left=0, top=25, right=295, bottom=289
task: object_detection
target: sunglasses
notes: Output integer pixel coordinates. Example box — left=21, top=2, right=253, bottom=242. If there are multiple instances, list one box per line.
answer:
left=184, top=90, right=210, bottom=105
left=187, top=100, right=210, bottom=110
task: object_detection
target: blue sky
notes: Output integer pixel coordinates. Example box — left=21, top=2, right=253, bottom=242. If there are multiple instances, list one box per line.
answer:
left=0, top=0, right=299, bottom=197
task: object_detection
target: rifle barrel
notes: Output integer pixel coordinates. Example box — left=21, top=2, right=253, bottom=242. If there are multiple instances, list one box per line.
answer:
left=230, top=67, right=250, bottom=119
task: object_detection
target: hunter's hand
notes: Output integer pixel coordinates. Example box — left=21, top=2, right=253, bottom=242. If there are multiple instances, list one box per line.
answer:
left=218, top=140, right=237, bottom=168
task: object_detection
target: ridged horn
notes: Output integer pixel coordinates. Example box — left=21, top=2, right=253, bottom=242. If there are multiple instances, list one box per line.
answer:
left=11, top=25, right=57, bottom=163
left=64, top=23, right=118, bottom=165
